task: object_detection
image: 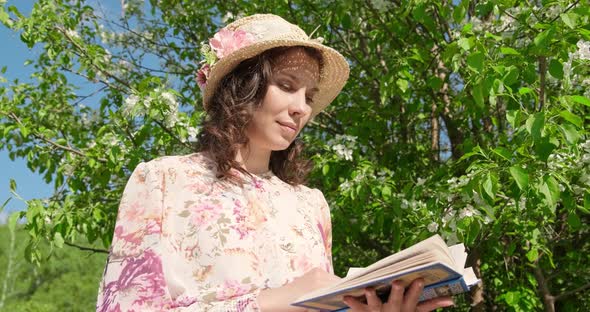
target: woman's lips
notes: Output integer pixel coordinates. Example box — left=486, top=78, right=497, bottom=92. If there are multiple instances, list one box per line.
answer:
left=277, top=121, right=297, bottom=132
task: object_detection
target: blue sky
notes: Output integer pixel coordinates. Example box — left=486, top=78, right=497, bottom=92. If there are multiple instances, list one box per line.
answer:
left=0, top=0, right=121, bottom=223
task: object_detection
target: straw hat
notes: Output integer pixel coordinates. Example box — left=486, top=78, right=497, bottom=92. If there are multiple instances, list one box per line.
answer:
left=197, top=14, right=350, bottom=117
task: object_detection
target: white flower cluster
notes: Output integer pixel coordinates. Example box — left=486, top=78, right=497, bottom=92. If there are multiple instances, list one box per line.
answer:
left=446, top=172, right=474, bottom=190
left=574, top=40, right=590, bottom=61
left=187, top=126, right=201, bottom=143
left=122, top=93, right=150, bottom=117
left=327, top=134, right=357, bottom=161
left=370, top=0, right=392, bottom=13
left=65, top=28, right=80, bottom=39
left=427, top=221, right=439, bottom=233
left=160, top=90, right=179, bottom=128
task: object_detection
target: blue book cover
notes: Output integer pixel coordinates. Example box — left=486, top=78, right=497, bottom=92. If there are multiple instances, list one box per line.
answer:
left=291, top=235, right=480, bottom=311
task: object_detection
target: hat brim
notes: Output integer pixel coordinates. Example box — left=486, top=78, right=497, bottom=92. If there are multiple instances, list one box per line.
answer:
left=203, top=39, right=350, bottom=118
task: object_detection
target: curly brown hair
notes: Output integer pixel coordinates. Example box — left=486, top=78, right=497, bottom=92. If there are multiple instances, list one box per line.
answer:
left=196, top=46, right=322, bottom=186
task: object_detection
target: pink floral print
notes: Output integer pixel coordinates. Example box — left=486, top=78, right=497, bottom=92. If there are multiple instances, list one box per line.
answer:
left=96, top=153, right=333, bottom=311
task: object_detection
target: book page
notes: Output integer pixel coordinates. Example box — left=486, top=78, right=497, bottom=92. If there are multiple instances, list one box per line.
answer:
left=448, top=243, right=467, bottom=272
left=342, top=235, right=453, bottom=282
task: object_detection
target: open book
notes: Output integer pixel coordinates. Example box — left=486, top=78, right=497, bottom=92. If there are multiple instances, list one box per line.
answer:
left=292, top=235, right=480, bottom=311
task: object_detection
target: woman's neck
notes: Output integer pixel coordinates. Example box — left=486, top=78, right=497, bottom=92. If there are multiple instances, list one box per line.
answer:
left=236, top=144, right=271, bottom=174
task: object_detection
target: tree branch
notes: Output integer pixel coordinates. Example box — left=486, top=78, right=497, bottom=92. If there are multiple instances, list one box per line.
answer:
left=554, top=281, right=590, bottom=301
left=64, top=241, right=108, bottom=254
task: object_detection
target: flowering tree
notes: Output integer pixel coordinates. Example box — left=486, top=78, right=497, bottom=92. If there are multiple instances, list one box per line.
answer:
left=0, top=0, right=589, bottom=310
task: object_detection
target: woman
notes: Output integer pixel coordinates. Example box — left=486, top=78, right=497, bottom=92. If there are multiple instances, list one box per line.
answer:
left=96, top=14, right=454, bottom=312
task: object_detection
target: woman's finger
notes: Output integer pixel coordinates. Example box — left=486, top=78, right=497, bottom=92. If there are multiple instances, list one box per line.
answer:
left=365, top=287, right=382, bottom=311
left=402, top=279, right=424, bottom=310
left=416, top=296, right=454, bottom=312
left=384, top=280, right=404, bottom=311
left=343, top=296, right=368, bottom=311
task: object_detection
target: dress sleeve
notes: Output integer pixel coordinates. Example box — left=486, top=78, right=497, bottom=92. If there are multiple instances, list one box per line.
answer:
left=96, top=161, right=262, bottom=312
left=315, top=189, right=334, bottom=274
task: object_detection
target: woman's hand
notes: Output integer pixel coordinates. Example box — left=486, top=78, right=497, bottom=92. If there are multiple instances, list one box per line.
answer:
left=343, top=279, right=454, bottom=312
left=258, top=267, right=341, bottom=312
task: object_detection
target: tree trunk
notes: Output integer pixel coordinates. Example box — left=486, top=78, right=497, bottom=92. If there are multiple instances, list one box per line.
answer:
left=468, top=248, right=486, bottom=311
left=431, top=100, right=440, bottom=162
left=534, top=263, right=555, bottom=312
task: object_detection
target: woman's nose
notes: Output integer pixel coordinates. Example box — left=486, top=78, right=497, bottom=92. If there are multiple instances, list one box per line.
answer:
left=289, top=89, right=310, bottom=116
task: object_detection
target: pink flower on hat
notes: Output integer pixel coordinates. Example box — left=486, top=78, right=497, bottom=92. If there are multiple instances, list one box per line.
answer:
left=209, top=28, right=255, bottom=59
left=196, top=64, right=210, bottom=91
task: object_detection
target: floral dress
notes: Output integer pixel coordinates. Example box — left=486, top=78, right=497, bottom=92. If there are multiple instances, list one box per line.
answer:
left=96, top=153, right=333, bottom=311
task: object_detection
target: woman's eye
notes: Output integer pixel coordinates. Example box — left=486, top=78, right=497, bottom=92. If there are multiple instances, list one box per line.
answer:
left=306, top=96, right=314, bottom=104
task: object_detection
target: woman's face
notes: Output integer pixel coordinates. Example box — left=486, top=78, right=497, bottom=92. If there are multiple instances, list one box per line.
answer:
left=245, top=48, right=320, bottom=152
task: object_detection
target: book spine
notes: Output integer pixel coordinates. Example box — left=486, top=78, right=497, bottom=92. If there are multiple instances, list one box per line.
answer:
left=419, top=277, right=469, bottom=302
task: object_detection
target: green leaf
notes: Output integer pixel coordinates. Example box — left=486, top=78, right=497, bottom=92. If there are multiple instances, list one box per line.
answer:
left=0, top=8, right=11, bottom=27
left=0, top=197, right=10, bottom=213
left=559, top=124, right=580, bottom=144
left=583, top=192, right=590, bottom=214
left=322, top=164, right=330, bottom=175
left=427, top=76, right=443, bottom=90
left=509, top=166, right=529, bottom=190
left=467, top=51, right=484, bottom=72
left=492, top=147, right=512, bottom=160
left=518, top=87, right=533, bottom=95
left=534, top=138, right=556, bottom=162
left=500, top=47, right=520, bottom=55
left=473, top=82, right=484, bottom=107
left=506, top=110, right=521, bottom=128
left=560, top=12, right=577, bottom=29
left=540, top=175, right=560, bottom=209
left=9, top=178, right=16, bottom=192
left=534, top=26, right=555, bottom=50
left=568, top=95, right=590, bottom=107
left=53, top=232, right=64, bottom=248
left=341, top=14, right=352, bottom=29
left=457, top=37, right=472, bottom=51
left=525, top=112, right=544, bottom=142
left=453, top=3, right=466, bottom=23
left=381, top=185, right=392, bottom=199
left=482, top=174, right=496, bottom=201
left=396, top=79, right=409, bottom=93
left=567, top=213, right=581, bottom=231
left=503, top=67, right=519, bottom=85
left=559, top=110, right=583, bottom=128
left=548, top=59, right=563, bottom=79
left=526, top=248, right=539, bottom=262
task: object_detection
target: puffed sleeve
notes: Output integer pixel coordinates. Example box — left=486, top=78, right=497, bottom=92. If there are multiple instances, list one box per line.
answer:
left=96, top=161, right=262, bottom=312
left=314, top=189, right=334, bottom=274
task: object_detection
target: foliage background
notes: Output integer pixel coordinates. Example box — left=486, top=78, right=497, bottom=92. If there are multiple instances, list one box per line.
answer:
left=1, top=0, right=589, bottom=311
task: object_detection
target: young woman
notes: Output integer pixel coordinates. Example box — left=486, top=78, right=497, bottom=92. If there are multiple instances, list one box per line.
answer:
left=96, top=14, right=454, bottom=312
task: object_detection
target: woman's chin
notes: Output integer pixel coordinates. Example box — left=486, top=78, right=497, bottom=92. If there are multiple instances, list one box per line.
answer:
left=270, top=139, right=294, bottom=151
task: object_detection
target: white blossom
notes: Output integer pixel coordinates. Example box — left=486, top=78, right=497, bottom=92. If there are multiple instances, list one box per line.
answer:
left=370, top=0, right=391, bottom=13
left=187, top=126, right=200, bottom=142
left=339, top=180, right=352, bottom=191
left=332, top=144, right=353, bottom=161
left=161, top=91, right=176, bottom=107
left=427, top=222, right=439, bottom=233
left=459, top=205, right=478, bottom=219
left=221, top=12, right=234, bottom=23
left=576, top=40, right=590, bottom=60
left=400, top=199, right=409, bottom=209
left=122, top=94, right=140, bottom=116
left=65, top=28, right=80, bottom=39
